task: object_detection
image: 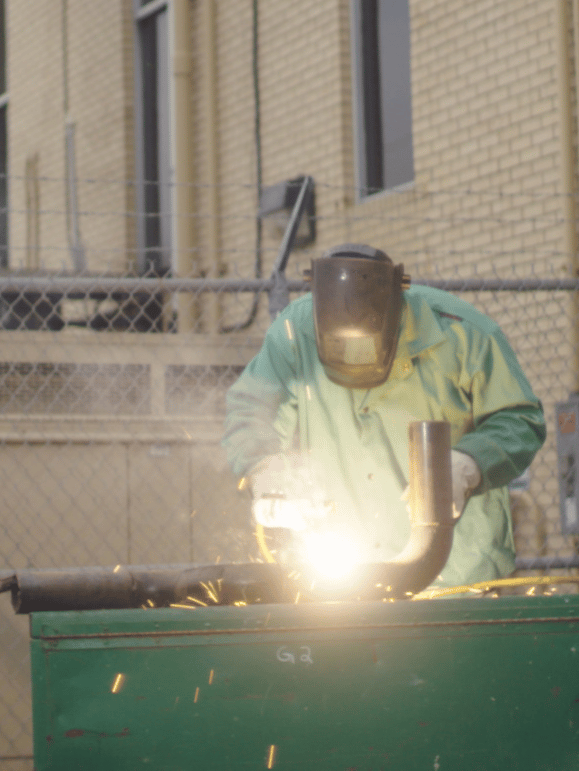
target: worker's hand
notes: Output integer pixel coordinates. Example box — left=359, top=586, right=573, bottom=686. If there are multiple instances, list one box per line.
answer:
left=249, top=454, right=330, bottom=531
left=249, top=453, right=295, bottom=501
left=451, top=450, right=481, bottom=519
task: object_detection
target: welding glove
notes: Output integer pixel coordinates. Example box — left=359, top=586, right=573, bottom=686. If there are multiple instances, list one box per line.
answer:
left=450, top=449, right=481, bottom=519
left=249, top=454, right=330, bottom=531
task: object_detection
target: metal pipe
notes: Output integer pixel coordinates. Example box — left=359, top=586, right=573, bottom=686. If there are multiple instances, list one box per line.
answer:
left=555, top=0, right=579, bottom=390
left=3, top=563, right=296, bottom=614
left=329, top=421, right=454, bottom=600
left=268, top=176, right=314, bottom=320
left=391, top=420, right=453, bottom=590
left=171, top=0, right=196, bottom=332
left=199, top=0, right=222, bottom=333
left=0, top=424, right=452, bottom=610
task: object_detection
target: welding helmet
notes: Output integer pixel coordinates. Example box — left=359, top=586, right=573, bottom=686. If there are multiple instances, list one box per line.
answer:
left=305, top=244, right=410, bottom=389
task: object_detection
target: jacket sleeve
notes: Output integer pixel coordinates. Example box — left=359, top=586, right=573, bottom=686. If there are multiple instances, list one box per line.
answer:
left=452, top=324, right=546, bottom=492
left=222, top=315, right=299, bottom=479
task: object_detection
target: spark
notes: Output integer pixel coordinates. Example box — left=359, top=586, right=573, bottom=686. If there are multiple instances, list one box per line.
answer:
left=266, top=744, right=277, bottom=769
left=146, top=598, right=155, bottom=608
left=284, top=319, right=294, bottom=340
left=294, top=592, right=301, bottom=604
left=200, top=582, right=219, bottom=603
left=113, top=564, right=121, bottom=573
left=526, top=586, right=536, bottom=596
left=170, top=603, right=196, bottom=609
left=287, top=570, right=301, bottom=579
left=305, top=385, right=312, bottom=400
left=233, top=600, right=247, bottom=606
left=208, top=669, right=214, bottom=685
left=194, top=687, right=200, bottom=703
left=111, top=673, right=125, bottom=694
left=186, top=596, right=208, bottom=607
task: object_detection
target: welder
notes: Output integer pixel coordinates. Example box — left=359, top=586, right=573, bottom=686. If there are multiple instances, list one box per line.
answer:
left=222, top=244, right=546, bottom=587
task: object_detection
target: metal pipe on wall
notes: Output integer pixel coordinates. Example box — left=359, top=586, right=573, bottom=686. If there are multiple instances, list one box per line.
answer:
left=170, top=0, right=196, bottom=332
left=555, top=0, right=579, bottom=387
left=61, top=0, right=86, bottom=273
left=200, top=0, right=222, bottom=333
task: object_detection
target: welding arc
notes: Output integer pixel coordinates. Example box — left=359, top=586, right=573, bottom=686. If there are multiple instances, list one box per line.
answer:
left=253, top=421, right=455, bottom=601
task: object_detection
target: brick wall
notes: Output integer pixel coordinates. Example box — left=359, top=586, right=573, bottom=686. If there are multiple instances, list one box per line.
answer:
left=7, top=0, right=134, bottom=275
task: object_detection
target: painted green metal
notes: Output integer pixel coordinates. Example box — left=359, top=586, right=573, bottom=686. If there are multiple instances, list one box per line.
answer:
left=30, top=594, right=579, bottom=770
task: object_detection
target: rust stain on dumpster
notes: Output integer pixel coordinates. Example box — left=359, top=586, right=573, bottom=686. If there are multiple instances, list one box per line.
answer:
left=64, top=727, right=130, bottom=739
left=65, top=729, right=85, bottom=738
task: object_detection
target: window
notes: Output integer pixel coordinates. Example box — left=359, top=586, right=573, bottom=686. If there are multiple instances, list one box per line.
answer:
left=351, top=0, right=414, bottom=197
left=134, top=0, right=171, bottom=275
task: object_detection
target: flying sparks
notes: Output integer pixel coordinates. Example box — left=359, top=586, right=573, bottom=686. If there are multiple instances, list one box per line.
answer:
left=111, top=673, right=125, bottom=694
left=200, top=581, right=219, bottom=604
left=187, top=596, right=208, bottom=607
left=266, top=744, right=277, bottom=769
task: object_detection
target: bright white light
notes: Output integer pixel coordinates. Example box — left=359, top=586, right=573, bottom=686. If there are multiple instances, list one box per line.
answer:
left=302, top=531, right=359, bottom=579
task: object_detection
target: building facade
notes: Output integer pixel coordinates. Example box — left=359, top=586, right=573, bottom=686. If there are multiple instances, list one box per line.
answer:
left=0, top=1, right=578, bottom=764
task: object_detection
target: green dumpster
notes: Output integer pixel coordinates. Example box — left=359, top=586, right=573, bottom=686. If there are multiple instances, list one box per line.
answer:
left=29, top=594, right=579, bottom=770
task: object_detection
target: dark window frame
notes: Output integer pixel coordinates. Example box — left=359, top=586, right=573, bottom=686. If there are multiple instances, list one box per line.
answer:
left=133, top=0, right=172, bottom=276
left=351, top=0, right=414, bottom=199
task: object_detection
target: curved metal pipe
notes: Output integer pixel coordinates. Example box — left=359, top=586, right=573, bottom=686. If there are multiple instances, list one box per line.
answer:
left=2, top=423, right=453, bottom=612
left=313, top=420, right=454, bottom=600
left=375, top=420, right=454, bottom=597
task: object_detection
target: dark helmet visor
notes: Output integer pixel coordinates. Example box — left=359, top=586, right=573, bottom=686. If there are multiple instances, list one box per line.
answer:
left=311, top=256, right=406, bottom=388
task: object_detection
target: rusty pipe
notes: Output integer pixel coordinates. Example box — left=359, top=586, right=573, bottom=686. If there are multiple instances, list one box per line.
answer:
left=2, top=563, right=297, bottom=614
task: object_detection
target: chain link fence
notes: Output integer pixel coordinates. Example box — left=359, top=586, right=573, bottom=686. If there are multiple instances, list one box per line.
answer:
left=0, top=181, right=578, bottom=766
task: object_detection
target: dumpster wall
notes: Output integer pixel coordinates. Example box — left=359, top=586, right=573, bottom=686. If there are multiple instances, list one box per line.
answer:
left=29, top=595, right=579, bottom=770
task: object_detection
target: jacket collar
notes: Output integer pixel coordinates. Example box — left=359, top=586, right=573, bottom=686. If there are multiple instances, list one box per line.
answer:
left=395, top=292, right=446, bottom=360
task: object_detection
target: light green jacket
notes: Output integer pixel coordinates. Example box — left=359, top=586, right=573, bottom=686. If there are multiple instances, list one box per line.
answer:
left=223, top=285, right=546, bottom=586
